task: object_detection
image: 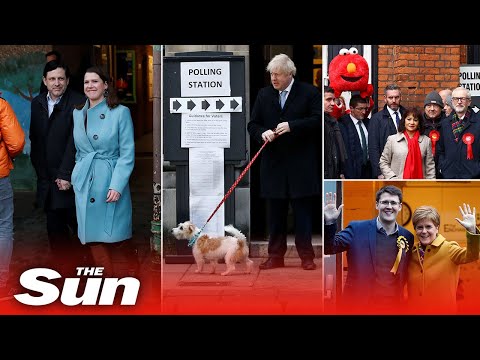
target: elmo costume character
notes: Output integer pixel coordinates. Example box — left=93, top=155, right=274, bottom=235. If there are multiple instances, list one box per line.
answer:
left=328, top=47, right=374, bottom=118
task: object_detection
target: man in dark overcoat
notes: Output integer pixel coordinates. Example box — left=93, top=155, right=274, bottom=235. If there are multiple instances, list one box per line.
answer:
left=30, top=60, right=88, bottom=274
left=247, top=53, right=321, bottom=270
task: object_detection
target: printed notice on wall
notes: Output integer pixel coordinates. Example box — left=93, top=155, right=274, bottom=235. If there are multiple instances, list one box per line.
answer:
left=181, top=113, right=230, bottom=148
left=181, top=61, right=231, bottom=97
left=189, top=147, right=224, bottom=196
left=189, top=147, right=225, bottom=236
left=190, top=195, right=225, bottom=237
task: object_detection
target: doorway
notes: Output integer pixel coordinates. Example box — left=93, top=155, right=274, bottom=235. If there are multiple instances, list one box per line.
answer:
left=248, top=44, right=321, bottom=241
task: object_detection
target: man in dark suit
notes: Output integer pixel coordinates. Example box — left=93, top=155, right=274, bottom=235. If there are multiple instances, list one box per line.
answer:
left=30, top=60, right=88, bottom=274
left=324, top=86, right=346, bottom=179
left=338, top=94, right=371, bottom=179
left=368, top=84, right=406, bottom=178
left=247, top=53, right=321, bottom=270
left=324, top=185, right=414, bottom=314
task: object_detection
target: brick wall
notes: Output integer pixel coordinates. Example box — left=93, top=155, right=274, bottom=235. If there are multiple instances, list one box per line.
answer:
left=376, top=45, right=466, bottom=109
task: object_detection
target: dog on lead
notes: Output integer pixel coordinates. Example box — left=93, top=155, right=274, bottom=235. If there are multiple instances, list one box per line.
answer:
left=171, top=221, right=254, bottom=276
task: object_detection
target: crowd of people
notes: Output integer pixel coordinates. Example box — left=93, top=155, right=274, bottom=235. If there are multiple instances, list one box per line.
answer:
left=324, top=84, right=480, bottom=179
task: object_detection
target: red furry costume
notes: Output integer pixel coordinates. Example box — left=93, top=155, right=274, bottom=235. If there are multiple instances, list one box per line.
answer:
left=328, top=47, right=374, bottom=119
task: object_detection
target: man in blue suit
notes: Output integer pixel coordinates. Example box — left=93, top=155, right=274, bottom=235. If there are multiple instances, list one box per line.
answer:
left=324, top=185, right=414, bottom=313
left=248, top=53, right=321, bottom=270
left=368, top=84, right=406, bottom=178
left=338, top=94, right=371, bottom=179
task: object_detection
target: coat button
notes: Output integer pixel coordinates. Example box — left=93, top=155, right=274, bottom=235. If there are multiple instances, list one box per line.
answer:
left=100, top=114, right=105, bottom=119
left=90, top=198, right=95, bottom=203
left=93, top=134, right=98, bottom=140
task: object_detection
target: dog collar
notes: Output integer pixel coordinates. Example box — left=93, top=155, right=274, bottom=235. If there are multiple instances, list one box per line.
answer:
left=188, top=230, right=202, bottom=247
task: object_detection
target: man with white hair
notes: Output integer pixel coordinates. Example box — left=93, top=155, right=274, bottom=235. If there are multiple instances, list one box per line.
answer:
left=437, top=87, right=480, bottom=178
left=247, top=53, right=321, bottom=271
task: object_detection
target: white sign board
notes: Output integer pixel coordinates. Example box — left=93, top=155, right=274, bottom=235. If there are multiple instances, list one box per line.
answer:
left=459, top=64, right=480, bottom=97
left=181, top=61, right=231, bottom=97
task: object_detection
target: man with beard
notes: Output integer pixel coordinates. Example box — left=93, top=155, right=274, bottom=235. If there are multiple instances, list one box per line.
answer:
left=422, top=91, right=446, bottom=178
left=368, top=84, right=406, bottom=179
left=437, top=87, right=480, bottom=178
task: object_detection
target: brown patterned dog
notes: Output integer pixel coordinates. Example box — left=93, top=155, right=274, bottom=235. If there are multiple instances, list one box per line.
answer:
left=171, top=221, right=253, bottom=276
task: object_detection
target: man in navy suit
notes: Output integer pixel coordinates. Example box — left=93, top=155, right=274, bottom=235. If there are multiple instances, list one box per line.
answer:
left=247, top=53, right=321, bottom=270
left=324, top=185, right=414, bottom=313
left=368, top=84, right=406, bottom=178
left=338, top=94, right=371, bottom=179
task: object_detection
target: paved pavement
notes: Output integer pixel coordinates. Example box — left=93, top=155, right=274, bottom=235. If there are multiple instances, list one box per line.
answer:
left=162, top=258, right=323, bottom=315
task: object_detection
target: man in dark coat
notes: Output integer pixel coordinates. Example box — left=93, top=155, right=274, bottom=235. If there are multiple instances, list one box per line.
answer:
left=422, top=90, right=447, bottom=179
left=338, top=94, right=371, bottom=179
left=247, top=53, right=321, bottom=271
left=368, top=84, right=406, bottom=178
left=437, top=87, right=480, bottom=179
left=30, top=60, right=88, bottom=274
left=324, top=86, right=346, bottom=179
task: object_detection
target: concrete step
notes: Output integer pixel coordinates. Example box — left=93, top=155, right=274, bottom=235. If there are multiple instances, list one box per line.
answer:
left=249, top=235, right=322, bottom=259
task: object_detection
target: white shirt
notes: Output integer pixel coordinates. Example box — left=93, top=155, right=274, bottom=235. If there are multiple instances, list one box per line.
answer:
left=350, top=114, right=369, bottom=149
left=47, top=92, right=62, bottom=117
left=387, top=107, right=400, bottom=130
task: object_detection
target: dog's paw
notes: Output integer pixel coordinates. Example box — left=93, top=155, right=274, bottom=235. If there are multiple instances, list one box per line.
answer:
left=195, top=269, right=201, bottom=273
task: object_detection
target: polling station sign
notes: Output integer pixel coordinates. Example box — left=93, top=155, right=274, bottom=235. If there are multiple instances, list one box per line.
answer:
left=460, top=65, right=480, bottom=96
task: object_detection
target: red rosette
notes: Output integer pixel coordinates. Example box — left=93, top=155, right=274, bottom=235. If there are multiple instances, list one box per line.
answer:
left=462, top=133, right=475, bottom=160
left=429, top=130, right=440, bottom=156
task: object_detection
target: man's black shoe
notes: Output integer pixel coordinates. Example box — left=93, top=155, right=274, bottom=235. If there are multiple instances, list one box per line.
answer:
left=259, top=257, right=285, bottom=270
left=301, top=259, right=317, bottom=270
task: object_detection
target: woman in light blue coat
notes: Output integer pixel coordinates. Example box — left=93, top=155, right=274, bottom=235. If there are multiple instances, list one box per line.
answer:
left=72, top=66, right=138, bottom=276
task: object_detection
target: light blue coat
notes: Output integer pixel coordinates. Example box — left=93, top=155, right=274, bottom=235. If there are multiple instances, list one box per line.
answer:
left=72, top=99, right=135, bottom=244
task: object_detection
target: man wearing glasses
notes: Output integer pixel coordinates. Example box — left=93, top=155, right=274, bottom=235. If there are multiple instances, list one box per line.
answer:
left=437, top=87, right=480, bottom=178
left=324, top=185, right=414, bottom=313
left=338, top=94, right=372, bottom=178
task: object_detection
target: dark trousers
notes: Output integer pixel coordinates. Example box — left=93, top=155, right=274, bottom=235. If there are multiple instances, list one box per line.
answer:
left=267, top=197, right=315, bottom=261
left=88, top=239, right=139, bottom=277
left=361, top=160, right=373, bottom=179
left=45, top=207, right=90, bottom=274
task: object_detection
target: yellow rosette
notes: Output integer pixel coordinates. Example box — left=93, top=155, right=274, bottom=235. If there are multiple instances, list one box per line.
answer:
left=390, top=235, right=409, bottom=275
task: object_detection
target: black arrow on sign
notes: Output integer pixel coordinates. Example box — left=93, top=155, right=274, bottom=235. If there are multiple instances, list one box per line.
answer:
left=230, top=99, right=239, bottom=110
left=216, top=99, right=225, bottom=110
left=202, top=99, right=210, bottom=110
left=187, top=99, right=196, bottom=111
left=173, top=99, right=182, bottom=111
